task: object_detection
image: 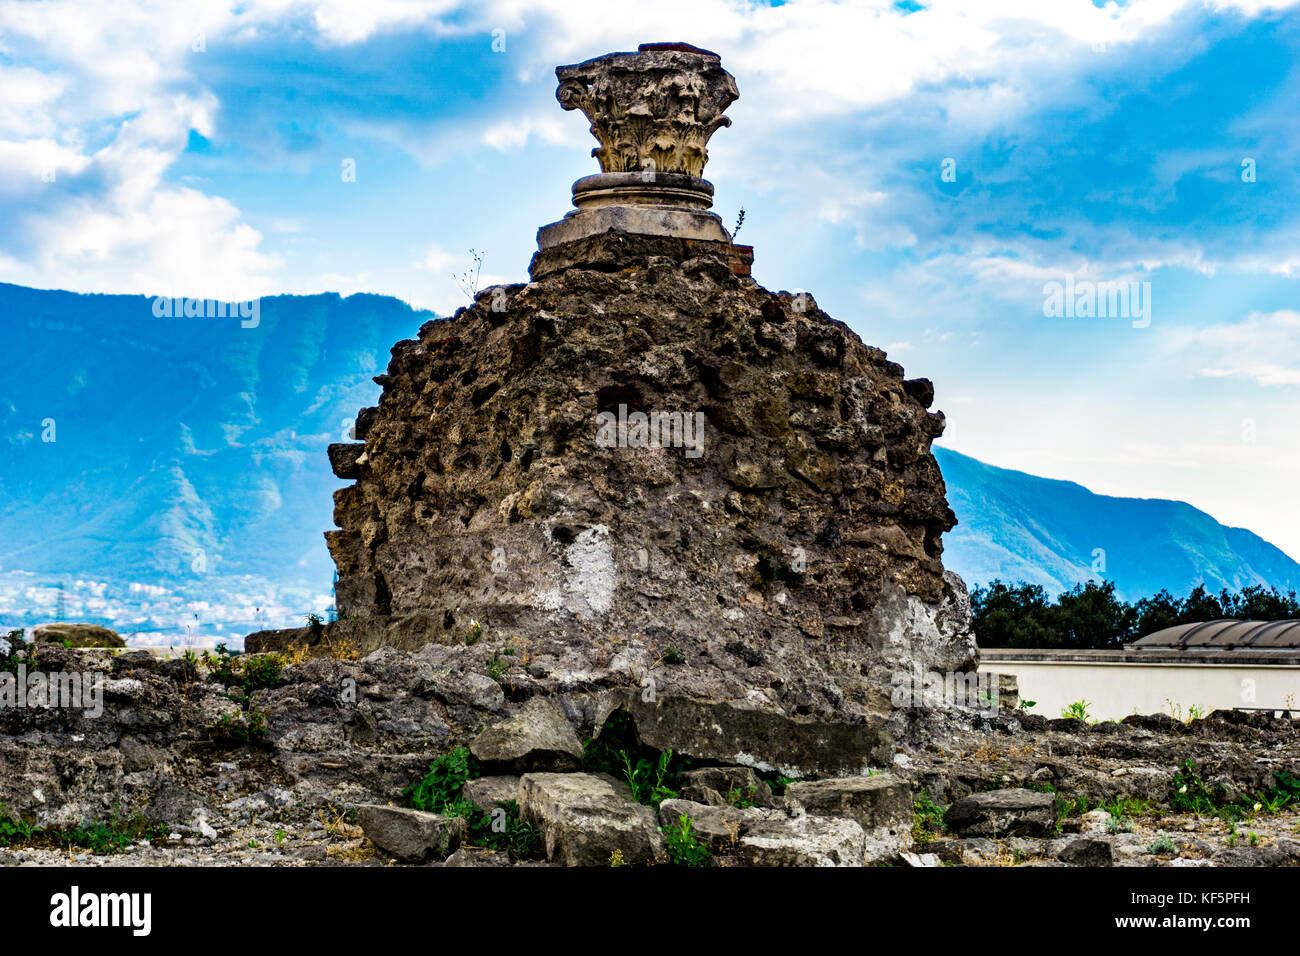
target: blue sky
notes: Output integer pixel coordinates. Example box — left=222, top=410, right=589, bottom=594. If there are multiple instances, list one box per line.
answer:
left=2, top=0, right=1299, bottom=558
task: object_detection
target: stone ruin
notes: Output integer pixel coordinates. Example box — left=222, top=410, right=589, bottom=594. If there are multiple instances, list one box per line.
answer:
left=5, top=48, right=1298, bottom=871
left=313, top=42, right=977, bottom=731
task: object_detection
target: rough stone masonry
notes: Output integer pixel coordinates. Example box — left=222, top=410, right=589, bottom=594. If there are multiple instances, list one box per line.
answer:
left=5, top=44, right=1298, bottom=872
left=312, top=42, right=976, bottom=731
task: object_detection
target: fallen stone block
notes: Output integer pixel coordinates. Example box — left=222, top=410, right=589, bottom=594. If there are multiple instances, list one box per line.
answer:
left=658, top=798, right=758, bottom=853
left=462, top=775, right=521, bottom=812
left=944, top=789, right=1056, bottom=838
left=518, top=772, right=664, bottom=866
left=31, top=623, right=125, bottom=648
left=604, top=690, right=892, bottom=778
left=785, top=774, right=912, bottom=862
left=736, top=814, right=867, bottom=867
left=357, top=804, right=466, bottom=862
left=960, top=837, right=1000, bottom=862
left=677, top=766, right=776, bottom=808
left=900, top=851, right=941, bottom=867
left=470, top=696, right=583, bottom=772
left=1057, top=837, right=1113, bottom=866
left=1080, top=808, right=1113, bottom=834
left=922, top=838, right=963, bottom=865
left=443, top=847, right=512, bottom=867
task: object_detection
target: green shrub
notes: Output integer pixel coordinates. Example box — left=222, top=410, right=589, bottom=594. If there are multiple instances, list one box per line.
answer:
left=621, top=749, right=678, bottom=809
left=405, top=747, right=480, bottom=813
left=661, top=814, right=712, bottom=867
left=1054, top=794, right=1093, bottom=830
left=205, top=650, right=286, bottom=693
left=0, top=804, right=37, bottom=847
left=583, top=709, right=689, bottom=809
left=766, top=774, right=797, bottom=797
left=462, top=799, right=543, bottom=859
left=725, top=785, right=758, bottom=809
left=212, top=704, right=268, bottom=744
left=1149, top=831, right=1176, bottom=855
left=1171, top=759, right=1221, bottom=815
left=0, top=803, right=166, bottom=854
left=1061, top=700, right=1092, bottom=722
left=403, top=751, right=543, bottom=860
left=0, top=630, right=33, bottom=676
left=913, top=792, right=947, bottom=843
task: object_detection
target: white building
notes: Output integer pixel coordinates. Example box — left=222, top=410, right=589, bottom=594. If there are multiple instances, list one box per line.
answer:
left=980, top=620, right=1300, bottom=722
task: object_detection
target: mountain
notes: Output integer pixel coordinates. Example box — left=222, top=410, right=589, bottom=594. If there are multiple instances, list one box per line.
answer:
left=935, top=446, right=1300, bottom=601
left=0, top=282, right=433, bottom=644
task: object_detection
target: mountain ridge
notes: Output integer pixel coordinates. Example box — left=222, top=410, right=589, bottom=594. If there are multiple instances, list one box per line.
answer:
left=935, top=445, right=1300, bottom=601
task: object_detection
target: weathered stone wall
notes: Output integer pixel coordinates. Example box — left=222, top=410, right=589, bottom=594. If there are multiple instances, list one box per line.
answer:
left=322, top=233, right=975, bottom=722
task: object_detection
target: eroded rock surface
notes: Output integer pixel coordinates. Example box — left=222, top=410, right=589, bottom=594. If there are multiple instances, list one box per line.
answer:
left=944, top=789, right=1057, bottom=838
left=357, top=805, right=465, bottom=862
left=0, top=642, right=1295, bottom=867
left=518, top=772, right=664, bottom=866
left=470, top=696, right=583, bottom=772
left=785, top=774, right=912, bottom=861
left=318, top=230, right=973, bottom=725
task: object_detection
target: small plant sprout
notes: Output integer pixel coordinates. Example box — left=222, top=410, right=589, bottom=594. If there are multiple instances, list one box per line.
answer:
left=729, top=208, right=745, bottom=241
left=1061, top=700, right=1092, bottom=722
left=454, top=249, right=484, bottom=301
left=1150, top=832, right=1176, bottom=855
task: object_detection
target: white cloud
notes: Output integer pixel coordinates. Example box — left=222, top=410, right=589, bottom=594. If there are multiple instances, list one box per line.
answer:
left=1166, top=310, right=1300, bottom=387
left=2, top=0, right=1296, bottom=298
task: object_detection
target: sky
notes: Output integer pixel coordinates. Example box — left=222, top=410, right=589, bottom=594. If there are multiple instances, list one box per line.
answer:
left=2, top=0, right=1299, bottom=559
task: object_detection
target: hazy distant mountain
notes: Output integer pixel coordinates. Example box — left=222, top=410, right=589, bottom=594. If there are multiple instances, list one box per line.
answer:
left=935, top=446, right=1300, bottom=601
left=0, top=282, right=433, bottom=643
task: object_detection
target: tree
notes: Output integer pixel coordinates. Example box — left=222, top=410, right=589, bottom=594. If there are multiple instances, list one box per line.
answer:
left=1046, top=580, right=1136, bottom=649
left=970, top=579, right=1300, bottom=649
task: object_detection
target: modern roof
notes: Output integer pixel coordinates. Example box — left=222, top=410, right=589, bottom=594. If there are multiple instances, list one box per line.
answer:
left=1130, top=619, right=1300, bottom=650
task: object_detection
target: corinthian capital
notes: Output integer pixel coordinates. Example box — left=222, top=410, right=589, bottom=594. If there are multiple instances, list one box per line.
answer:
left=555, top=42, right=739, bottom=179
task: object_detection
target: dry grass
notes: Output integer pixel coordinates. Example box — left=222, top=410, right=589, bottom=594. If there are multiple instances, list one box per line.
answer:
left=325, top=842, right=377, bottom=862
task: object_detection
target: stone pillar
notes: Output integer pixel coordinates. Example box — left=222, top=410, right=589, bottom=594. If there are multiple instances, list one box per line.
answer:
left=536, top=43, right=740, bottom=257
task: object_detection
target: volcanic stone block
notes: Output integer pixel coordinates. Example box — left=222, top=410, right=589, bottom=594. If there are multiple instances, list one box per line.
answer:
left=677, top=766, right=777, bottom=808
left=657, top=798, right=757, bottom=853
left=31, top=623, right=125, bottom=648
left=1057, top=837, right=1113, bottom=866
left=327, top=442, right=366, bottom=479
left=786, top=774, right=912, bottom=861
left=736, top=814, right=866, bottom=867
left=944, top=788, right=1057, bottom=838
left=518, top=772, right=664, bottom=866
left=658, top=797, right=867, bottom=866
left=357, top=805, right=466, bottom=861
left=609, top=691, right=892, bottom=778
left=470, top=697, right=584, bottom=772
left=462, top=775, right=522, bottom=813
